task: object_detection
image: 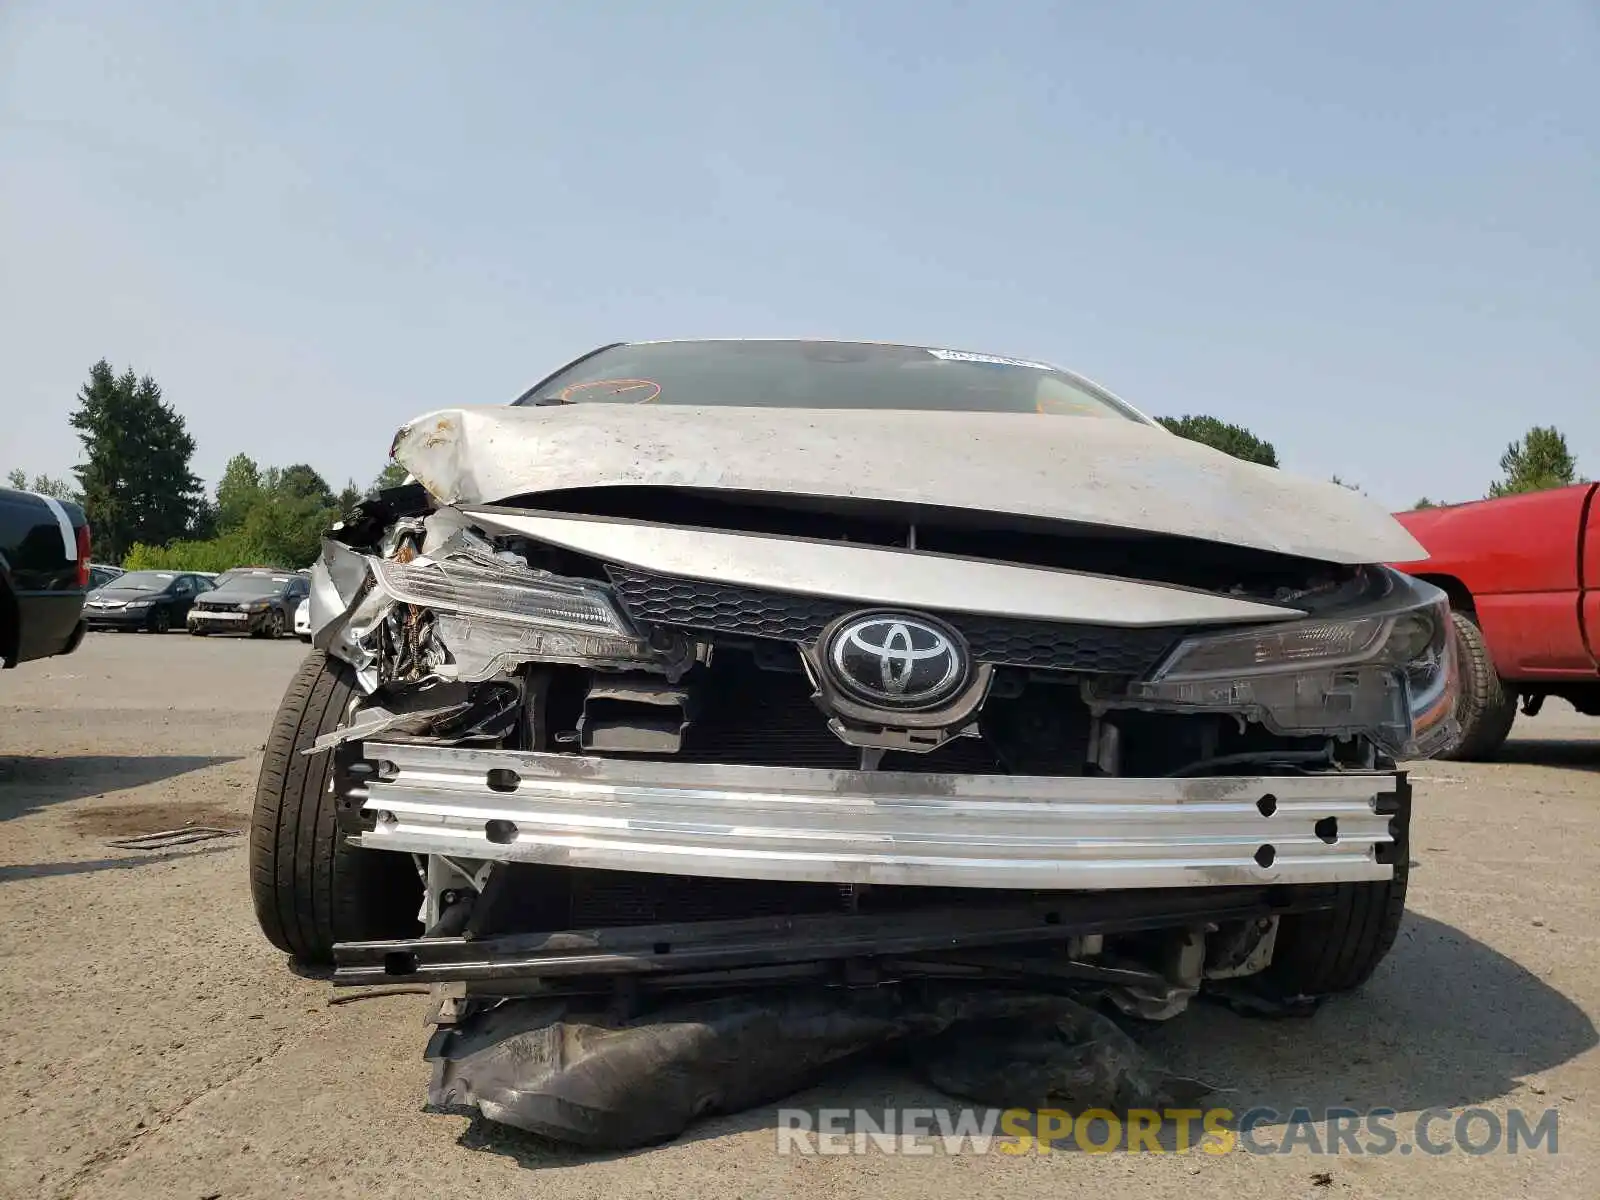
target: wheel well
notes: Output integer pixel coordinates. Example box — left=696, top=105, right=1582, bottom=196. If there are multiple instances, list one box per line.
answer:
left=1411, top=573, right=1473, bottom=615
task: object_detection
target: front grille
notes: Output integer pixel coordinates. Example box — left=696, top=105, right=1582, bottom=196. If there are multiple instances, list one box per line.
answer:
left=608, top=567, right=1180, bottom=675
left=671, top=651, right=1007, bottom=773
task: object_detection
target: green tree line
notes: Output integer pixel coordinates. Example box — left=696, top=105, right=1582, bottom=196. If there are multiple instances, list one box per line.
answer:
left=5, top=361, right=1587, bottom=567
left=1156, top=413, right=1582, bottom=509
left=8, top=359, right=402, bottom=570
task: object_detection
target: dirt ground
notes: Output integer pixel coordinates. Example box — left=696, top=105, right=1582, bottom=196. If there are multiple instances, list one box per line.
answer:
left=2, top=632, right=1597, bottom=1199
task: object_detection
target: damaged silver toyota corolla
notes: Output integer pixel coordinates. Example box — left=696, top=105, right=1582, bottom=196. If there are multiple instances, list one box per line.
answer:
left=252, top=339, right=1457, bottom=1093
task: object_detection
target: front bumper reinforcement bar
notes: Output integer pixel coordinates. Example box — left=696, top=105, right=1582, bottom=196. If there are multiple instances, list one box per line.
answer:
left=354, top=742, right=1405, bottom=891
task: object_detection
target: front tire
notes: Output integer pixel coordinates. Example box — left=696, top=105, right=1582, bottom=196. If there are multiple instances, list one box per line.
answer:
left=1265, top=873, right=1408, bottom=996
left=1441, top=611, right=1516, bottom=761
left=149, top=607, right=171, bottom=634
left=1262, top=768, right=1411, bottom=997
left=250, top=652, right=422, bottom=964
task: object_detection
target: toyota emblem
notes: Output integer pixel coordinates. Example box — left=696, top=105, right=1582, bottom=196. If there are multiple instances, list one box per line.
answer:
left=825, top=612, right=968, bottom=708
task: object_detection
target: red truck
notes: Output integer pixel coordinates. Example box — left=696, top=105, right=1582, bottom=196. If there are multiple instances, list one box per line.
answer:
left=1392, top=482, right=1600, bottom=759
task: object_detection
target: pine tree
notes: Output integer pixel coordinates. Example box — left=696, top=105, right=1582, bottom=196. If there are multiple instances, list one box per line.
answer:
left=1155, top=415, right=1279, bottom=467
left=1487, top=427, right=1580, bottom=498
left=69, top=361, right=203, bottom=561
left=335, top=480, right=364, bottom=516
left=4, top=468, right=79, bottom=502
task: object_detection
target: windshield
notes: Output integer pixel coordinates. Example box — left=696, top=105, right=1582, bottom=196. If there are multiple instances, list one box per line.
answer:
left=105, top=571, right=174, bottom=593
left=215, top=569, right=276, bottom=587
left=210, top=575, right=294, bottom=599
left=514, top=340, right=1147, bottom=421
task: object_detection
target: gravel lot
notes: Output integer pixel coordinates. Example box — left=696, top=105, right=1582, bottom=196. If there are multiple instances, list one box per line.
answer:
left=2, top=632, right=1597, bottom=1199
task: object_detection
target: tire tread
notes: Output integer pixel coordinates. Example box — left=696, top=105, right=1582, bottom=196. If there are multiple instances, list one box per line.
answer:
left=1441, top=611, right=1516, bottom=762
left=250, top=652, right=419, bottom=962
left=1265, top=779, right=1411, bottom=996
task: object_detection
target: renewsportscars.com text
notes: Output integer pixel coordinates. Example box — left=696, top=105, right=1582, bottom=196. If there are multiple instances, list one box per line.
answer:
left=775, top=1106, right=1560, bottom=1156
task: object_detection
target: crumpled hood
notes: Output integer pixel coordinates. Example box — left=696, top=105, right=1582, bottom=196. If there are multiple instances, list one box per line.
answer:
left=393, top=405, right=1426, bottom=565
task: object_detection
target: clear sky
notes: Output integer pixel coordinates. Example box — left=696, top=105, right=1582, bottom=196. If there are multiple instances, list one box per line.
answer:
left=2, top=1, right=1595, bottom=510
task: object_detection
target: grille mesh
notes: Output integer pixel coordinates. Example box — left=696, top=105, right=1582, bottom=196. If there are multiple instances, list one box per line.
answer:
left=607, top=567, right=1179, bottom=675
left=679, top=657, right=856, bottom=768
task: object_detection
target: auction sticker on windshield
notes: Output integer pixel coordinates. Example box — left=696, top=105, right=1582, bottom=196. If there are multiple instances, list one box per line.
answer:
left=925, top=348, right=1054, bottom=370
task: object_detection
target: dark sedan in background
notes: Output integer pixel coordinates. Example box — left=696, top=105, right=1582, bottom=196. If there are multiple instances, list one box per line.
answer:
left=187, top=571, right=309, bottom=638
left=84, top=570, right=213, bottom=633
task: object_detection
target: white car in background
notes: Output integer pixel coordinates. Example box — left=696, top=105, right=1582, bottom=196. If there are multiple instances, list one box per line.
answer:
left=294, top=597, right=312, bottom=642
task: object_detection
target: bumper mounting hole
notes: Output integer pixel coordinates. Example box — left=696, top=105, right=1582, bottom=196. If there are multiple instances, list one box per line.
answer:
left=485, top=819, right=519, bottom=845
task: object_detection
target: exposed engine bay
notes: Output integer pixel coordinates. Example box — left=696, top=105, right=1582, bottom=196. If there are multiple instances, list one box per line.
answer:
left=305, top=477, right=1450, bottom=1012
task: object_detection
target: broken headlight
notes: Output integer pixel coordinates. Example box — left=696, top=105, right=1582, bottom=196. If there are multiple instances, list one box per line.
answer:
left=1130, top=571, right=1458, bottom=759
left=368, top=543, right=690, bottom=684
left=310, top=521, right=694, bottom=692
left=373, top=555, right=633, bottom=637
left=1151, top=611, right=1434, bottom=683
